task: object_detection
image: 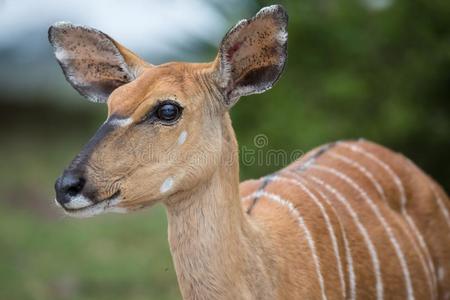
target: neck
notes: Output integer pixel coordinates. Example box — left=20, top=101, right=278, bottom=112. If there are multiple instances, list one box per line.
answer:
left=165, top=117, right=276, bottom=300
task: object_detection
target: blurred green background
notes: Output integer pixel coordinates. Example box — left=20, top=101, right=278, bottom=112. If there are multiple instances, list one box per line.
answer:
left=0, top=0, right=448, bottom=299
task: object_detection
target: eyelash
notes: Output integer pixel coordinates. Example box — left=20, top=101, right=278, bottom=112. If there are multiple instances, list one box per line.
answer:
left=138, top=100, right=183, bottom=125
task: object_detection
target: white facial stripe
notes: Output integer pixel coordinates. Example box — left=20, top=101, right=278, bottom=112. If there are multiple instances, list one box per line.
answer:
left=64, top=195, right=127, bottom=218
left=160, top=177, right=174, bottom=193
left=64, top=194, right=93, bottom=209
left=178, top=131, right=188, bottom=145
left=108, top=117, right=133, bottom=127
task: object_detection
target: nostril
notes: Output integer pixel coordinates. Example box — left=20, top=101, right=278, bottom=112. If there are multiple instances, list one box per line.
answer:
left=55, top=172, right=86, bottom=205
left=66, top=177, right=85, bottom=196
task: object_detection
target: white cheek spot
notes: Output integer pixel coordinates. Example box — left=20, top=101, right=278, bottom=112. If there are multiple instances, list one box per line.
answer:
left=160, top=177, right=174, bottom=193
left=178, top=131, right=188, bottom=145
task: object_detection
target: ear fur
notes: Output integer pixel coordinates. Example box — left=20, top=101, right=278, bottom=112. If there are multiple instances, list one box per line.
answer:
left=214, top=5, right=288, bottom=107
left=48, top=22, right=149, bottom=103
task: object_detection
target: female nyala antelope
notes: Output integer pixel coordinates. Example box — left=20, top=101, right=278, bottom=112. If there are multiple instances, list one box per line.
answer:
left=51, top=5, right=449, bottom=300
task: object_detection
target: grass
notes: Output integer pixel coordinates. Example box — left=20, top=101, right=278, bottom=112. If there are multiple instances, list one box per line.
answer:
left=0, top=204, right=181, bottom=300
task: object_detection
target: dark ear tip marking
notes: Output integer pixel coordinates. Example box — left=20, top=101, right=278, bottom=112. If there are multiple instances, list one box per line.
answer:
left=48, top=21, right=75, bottom=44
left=256, top=4, right=289, bottom=24
left=48, top=24, right=58, bottom=44
left=48, top=22, right=106, bottom=45
left=48, top=26, right=54, bottom=44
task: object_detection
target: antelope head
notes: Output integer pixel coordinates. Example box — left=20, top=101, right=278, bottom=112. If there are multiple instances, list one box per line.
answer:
left=52, top=5, right=288, bottom=217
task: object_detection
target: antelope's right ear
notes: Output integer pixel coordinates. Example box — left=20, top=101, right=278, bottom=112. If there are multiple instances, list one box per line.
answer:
left=48, top=22, right=150, bottom=103
left=213, top=5, right=288, bottom=107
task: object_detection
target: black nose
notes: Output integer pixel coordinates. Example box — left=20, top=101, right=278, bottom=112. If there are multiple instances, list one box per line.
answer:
left=55, top=172, right=86, bottom=205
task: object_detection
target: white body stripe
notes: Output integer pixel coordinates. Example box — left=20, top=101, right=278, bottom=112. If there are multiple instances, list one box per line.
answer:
left=341, top=143, right=437, bottom=297
left=272, top=175, right=346, bottom=299
left=245, top=190, right=328, bottom=300
left=308, top=175, right=384, bottom=300
left=312, top=164, right=415, bottom=300
left=301, top=176, right=356, bottom=300
left=403, top=215, right=437, bottom=298
left=430, top=185, right=450, bottom=231
left=304, top=177, right=356, bottom=300
left=437, top=266, right=445, bottom=282
left=328, top=152, right=386, bottom=202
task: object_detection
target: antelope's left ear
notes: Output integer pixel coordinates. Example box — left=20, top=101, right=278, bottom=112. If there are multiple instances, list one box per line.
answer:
left=213, top=5, right=288, bottom=107
left=48, top=22, right=150, bottom=103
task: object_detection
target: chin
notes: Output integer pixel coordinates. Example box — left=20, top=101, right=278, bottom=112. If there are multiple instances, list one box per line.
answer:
left=56, top=194, right=128, bottom=218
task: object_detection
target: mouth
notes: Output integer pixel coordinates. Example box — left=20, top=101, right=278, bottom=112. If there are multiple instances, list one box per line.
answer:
left=57, top=191, right=127, bottom=218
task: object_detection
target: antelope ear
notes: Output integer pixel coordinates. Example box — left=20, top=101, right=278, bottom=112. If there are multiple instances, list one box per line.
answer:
left=214, top=5, right=288, bottom=107
left=48, top=22, right=150, bottom=103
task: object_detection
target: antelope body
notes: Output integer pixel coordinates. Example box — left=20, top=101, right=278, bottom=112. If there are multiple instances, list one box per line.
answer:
left=50, top=5, right=450, bottom=299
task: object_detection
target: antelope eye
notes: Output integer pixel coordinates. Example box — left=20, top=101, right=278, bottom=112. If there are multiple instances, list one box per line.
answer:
left=156, top=102, right=182, bottom=123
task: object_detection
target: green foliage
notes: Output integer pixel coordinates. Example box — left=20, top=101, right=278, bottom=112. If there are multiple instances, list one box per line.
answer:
left=235, top=0, right=449, bottom=186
